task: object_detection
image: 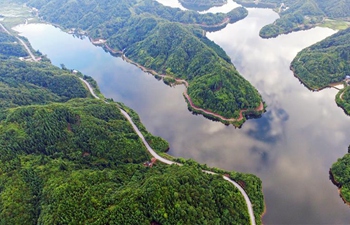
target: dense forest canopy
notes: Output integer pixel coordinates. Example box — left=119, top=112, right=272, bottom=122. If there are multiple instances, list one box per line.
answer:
left=336, top=86, right=350, bottom=116
left=331, top=146, right=350, bottom=205
left=0, top=32, right=27, bottom=58
left=0, top=30, right=89, bottom=108
left=0, top=16, right=265, bottom=223
left=13, top=0, right=263, bottom=122
left=286, top=3, right=350, bottom=207
left=234, top=0, right=350, bottom=38
left=291, top=27, right=350, bottom=90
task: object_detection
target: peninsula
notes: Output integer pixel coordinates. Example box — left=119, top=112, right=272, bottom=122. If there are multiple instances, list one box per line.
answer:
left=287, top=7, right=350, bottom=208
left=290, top=27, right=350, bottom=115
left=18, top=0, right=264, bottom=126
left=330, top=145, right=350, bottom=207
left=0, top=4, right=265, bottom=224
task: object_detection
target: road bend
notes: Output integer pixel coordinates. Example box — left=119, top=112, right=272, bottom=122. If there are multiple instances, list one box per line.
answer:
left=80, top=77, right=257, bottom=225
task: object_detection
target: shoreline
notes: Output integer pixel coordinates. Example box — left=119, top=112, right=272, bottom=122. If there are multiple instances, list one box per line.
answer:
left=101, top=43, right=264, bottom=126
left=290, top=65, right=345, bottom=92
left=329, top=169, right=350, bottom=207
left=80, top=77, right=258, bottom=225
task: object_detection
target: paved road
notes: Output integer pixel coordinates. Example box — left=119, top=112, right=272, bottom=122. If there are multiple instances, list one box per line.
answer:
left=80, top=78, right=256, bottom=225
left=15, top=36, right=37, bottom=61
left=0, top=23, right=38, bottom=61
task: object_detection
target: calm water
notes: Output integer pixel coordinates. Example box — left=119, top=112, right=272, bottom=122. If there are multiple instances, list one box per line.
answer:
left=14, top=4, right=350, bottom=224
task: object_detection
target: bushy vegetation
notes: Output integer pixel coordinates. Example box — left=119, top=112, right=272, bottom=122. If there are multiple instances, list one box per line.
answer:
left=14, top=0, right=262, bottom=121
left=0, top=25, right=264, bottom=224
left=330, top=145, right=350, bottom=204
left=0, top=155, right=257, bottom=224
left=0, top=30, right=88, bottom=108
left=291, top=27, right=350, bottom=90
left=336, top=86, right=350, bottom=115
left=233, top=0, right=350, bottom=38
left=0, top=32, right=27, bottom=58
left=0, top=98, right=263, bottom=224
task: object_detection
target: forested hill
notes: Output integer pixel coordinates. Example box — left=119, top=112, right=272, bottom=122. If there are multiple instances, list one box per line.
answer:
left=234, top=0, right=350, bottom=38
left=291, top=27, right=350, bottom=90
left=330, top=145, right=350, bottom=206
left=16, top=0, right=263, bottom=123
left=290, top=27, right=350, bottom=118
left=179, top=0, right=227, bottom=11
left=0, top=29, right=89, bottom=108
left=0, top=18, right=265, bottom=223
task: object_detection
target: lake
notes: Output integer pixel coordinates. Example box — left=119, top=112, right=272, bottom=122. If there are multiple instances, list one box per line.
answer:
left=13, top=2, right=350, bottom=224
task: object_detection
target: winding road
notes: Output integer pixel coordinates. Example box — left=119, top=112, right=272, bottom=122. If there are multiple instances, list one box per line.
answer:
left=79, top=78, right=257, bottom=225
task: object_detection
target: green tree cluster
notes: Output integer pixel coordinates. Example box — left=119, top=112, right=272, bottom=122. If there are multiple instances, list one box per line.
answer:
left=14, top=0, right=262, bottom=122
left=330, top=147, right=350, bottom=205
left=0, top=32, right=28, bottom=58
left=336, top=86, right=350, bottom=115
left=291, top=27, right=350, bottom=90
left=0, top=27, right=264, bottom=224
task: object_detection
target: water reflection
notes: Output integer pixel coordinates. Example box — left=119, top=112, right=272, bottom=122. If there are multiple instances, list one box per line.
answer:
left=155, top=0, right=241, bottom=14
left=198, top=1, right=241, bottom=14
left=14, top=6, right=350, bottom=224
left=154, top=0, right=187, bottom=10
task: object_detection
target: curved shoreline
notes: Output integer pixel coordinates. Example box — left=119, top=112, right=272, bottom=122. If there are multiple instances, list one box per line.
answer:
left=290, top=65, right=344, bottom=92
left=329, top=169, right=350, bottom=207
left=101, top=44, right=264, bottom=125
left=80, top=77, right=258, bottom=225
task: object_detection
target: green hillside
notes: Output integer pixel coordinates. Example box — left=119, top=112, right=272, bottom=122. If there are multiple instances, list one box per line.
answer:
left=0, top=16, right=264, bottom=224
left=15, top=0, right=262, bottom=124
left=291, top=27, right=350, bottom=90
left=330, top=145, right=350, bottom=205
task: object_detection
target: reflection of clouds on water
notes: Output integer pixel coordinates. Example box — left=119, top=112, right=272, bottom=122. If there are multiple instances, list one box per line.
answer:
left=154, top=0, right=187, bottom=10
left=250, top=146, right=269, bottom=170
left=247, top=109, right=287, bottom=144
left=154, top=0, right=241, bottom=14
left=17, top=16, right=350, bottom=224
left=199, top=1, right=241, bottom=14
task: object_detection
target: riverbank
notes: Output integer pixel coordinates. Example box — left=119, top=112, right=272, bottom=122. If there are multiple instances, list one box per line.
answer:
left=329, top=169, right=350, bottom=207
left=80, top=77, right=260, bottom=225
left=290, top=65, right=345, bottom=92
left=335, top=87, right=350, bottom=116
left=100, top=43, right=264, bottom=126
